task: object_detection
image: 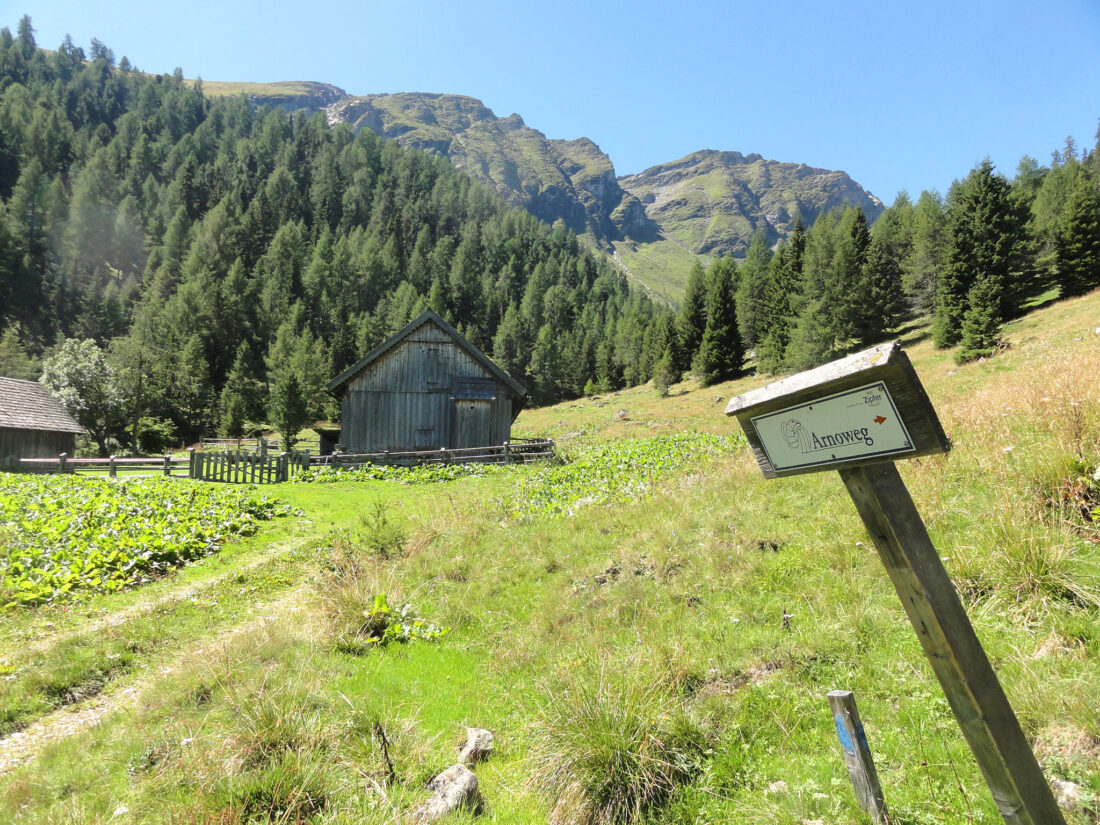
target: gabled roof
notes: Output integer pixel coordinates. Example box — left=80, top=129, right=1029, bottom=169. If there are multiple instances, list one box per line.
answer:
left=327, top=310, right=527, bottom=398
left=0, top=376, right=84, bottom=433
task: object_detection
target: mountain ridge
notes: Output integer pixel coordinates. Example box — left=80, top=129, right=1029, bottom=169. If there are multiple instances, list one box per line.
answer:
left=201, top=82, right=883, bottom=297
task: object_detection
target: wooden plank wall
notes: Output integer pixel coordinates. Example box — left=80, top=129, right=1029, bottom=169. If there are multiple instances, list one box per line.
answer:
left=343, top=321, right=512, bottom=453
left=1, top=428, right=76, bottom=469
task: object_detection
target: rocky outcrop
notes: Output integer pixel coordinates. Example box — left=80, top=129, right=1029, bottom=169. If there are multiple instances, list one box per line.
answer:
left=323, top=93, right=658, bottom=245
left=202, top=81, right=346, bottom=118
left=619, top=150, right=884, bottom=258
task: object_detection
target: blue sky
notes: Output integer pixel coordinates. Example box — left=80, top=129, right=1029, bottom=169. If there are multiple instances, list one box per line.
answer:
left=6, top=0, right=1099, bottom=203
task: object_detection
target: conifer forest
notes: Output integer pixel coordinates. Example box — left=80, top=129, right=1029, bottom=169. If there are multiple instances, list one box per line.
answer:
left=0, top=17, right=1098, bottom=453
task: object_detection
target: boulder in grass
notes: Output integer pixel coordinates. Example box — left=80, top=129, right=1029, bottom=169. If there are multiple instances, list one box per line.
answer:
left=410, top=764, right=481, bottom=822
left=459, top=727, right=494, bottom=763
left=1051, top=777, right=1084, bottom=812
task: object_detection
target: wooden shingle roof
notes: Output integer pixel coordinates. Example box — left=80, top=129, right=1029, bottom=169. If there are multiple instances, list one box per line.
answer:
left=0, top=376, right=84, bottom=433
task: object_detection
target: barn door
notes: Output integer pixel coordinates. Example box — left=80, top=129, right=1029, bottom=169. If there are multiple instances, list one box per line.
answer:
left=451, top=399, right=491, bottom=449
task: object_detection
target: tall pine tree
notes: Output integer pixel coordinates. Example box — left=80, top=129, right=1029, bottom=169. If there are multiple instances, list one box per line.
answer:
left=693, top=263, right=743, bottom=385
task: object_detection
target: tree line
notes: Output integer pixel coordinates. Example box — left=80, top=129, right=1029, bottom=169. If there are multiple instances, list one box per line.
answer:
left=664, top=133, right=1100, bottom=383
left=0, top=18, right=675, bottom=453
left=1, top=17, right=1097, bottom=454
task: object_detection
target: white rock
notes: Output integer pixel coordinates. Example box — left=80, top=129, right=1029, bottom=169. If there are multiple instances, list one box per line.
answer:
left=1051, top=776, right=1083, bottom=811
left=411, top=764, right=480, bottom=822
left=459, top=727, right=494, bottom=763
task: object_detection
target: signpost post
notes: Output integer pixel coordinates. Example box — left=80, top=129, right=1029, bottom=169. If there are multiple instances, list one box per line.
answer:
left=725, top=341, right=1065, bottom=825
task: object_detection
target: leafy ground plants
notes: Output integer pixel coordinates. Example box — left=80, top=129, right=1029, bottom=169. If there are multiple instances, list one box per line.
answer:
left=509, top=432, right=743, bottom=518
left=294, top=461, right=500, bottom=484
left=314, top=524, right=448, bottom=654
left=0, top=474, right=295, bottom=606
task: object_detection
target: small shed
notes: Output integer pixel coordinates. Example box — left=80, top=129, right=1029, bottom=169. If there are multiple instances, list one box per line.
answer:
left=327, top=311, right=527, bottom=453
left=0, top=376, right=84, bottom=469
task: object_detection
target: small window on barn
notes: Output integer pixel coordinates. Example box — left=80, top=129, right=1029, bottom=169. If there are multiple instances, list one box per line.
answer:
left=425, top=347, right=441, bottom=388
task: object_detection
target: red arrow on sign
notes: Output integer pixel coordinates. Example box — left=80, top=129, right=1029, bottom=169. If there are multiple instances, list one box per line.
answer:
left=874, top=415, right=887, bottom=425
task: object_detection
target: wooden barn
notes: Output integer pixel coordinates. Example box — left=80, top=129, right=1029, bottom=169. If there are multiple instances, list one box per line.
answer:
left=0, top=376, right=84, bottom=469
left=327, top=311, right=527, bottom=454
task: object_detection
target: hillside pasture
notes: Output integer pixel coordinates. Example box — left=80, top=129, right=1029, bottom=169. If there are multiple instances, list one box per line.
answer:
left=0, top=291, right=1098, bottom=823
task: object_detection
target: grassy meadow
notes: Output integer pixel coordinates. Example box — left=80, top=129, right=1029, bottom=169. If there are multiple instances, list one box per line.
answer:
left=1, top=290, right=1099, bottom=824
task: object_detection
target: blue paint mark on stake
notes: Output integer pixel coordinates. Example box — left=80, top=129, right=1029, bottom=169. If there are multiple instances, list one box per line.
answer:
left=834, top=714, right=855, bottom=753
left=856, top=722, right=870, bottom=751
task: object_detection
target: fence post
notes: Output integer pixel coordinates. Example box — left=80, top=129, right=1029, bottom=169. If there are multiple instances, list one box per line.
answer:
left=58, top=453, right=68, bottom=474
left=828, top=690, right=887, bottom=823
left=108, top=455, right=116, bottom=478
left=163, top=455, right=171, bottom=476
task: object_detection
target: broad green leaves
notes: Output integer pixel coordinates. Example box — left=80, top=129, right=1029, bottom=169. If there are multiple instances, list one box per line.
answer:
left=510, top=432, right=744, bottom=519
left=0, top=474, right=293, bottom=607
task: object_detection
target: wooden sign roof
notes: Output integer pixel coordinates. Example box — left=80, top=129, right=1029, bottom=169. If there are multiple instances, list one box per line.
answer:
left=725, top=342, right=949, bottom=478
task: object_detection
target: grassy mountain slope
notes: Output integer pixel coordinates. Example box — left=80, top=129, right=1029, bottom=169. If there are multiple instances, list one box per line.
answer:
left=2, top=289, right=1098, bottom=823
left=198, top=79, right=346, bottom=116
left=613, top=150, right=885, bottom=297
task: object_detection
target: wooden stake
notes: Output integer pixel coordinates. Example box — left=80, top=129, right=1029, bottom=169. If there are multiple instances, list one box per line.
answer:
left=839, top=463, right=1064, bottom=825
left=828, top=690, right=887, bottom=823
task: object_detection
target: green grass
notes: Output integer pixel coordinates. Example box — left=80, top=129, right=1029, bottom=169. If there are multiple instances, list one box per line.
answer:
left=610, top=238, right=707, bottom=303
left=2, top=292, right=1100, bottom=822
left=195, top=80, right=343, bottom=99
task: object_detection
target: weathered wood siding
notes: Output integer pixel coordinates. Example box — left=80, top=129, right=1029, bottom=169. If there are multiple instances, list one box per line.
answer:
left=0, top=427, right=76, bottom=469
left=341, top=321, right=513, bottom=453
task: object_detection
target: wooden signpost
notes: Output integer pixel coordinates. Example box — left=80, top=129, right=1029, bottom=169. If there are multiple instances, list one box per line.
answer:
left=725, top=341, right=1065, bottom=825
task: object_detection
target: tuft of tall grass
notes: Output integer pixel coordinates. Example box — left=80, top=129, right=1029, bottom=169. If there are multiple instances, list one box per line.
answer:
left=527, top=666, right=709, bottom=825
left=213, top=751, right=329, bottom=823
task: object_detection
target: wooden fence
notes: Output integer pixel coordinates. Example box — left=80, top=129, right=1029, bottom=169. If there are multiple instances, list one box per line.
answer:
left=315, top=439, right=555, bottom=470
left=199, top=436, right=272, bottom=452
left=14, top=439, right=551, bottom=481
left=18, top=453, right=189, bottom=477
left=189, top=449, right=310, bottom=483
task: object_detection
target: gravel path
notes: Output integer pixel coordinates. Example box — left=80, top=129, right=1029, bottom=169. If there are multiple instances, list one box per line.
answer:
left=0, top=584, right=311, bottom=776
left=11, top=535, right=309, bottom=662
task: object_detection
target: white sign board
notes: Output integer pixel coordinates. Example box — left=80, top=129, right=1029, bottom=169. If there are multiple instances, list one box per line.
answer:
left=750, top=381, right=914, bottom=473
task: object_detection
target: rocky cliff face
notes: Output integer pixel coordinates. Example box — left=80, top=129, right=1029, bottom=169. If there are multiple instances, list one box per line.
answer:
left=323, top=93, right=654, bottom=243
left=619, top=150, right=884, bottom=258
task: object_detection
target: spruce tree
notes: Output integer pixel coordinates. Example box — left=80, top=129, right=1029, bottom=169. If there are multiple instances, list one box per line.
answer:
left=676, top=260, right=707, bottom=374
left=269, top=372, right=309, bottom=451
left=757, top=219, right=804, bottom=374
left=1055, top=173, right=1100, bottom=297
left=956, top=274, right=1002, bottom=363
left=934, top=160, right=1027, bottom=348
left=852, top=236, right=905, bottom=345
left=693, top=265, right=742, bottom=385
left=0, top=323, right=37, bottom=378
left=903, top=191, right=946, bottom=315
left=733, top=233, right=769, bottom=348
left=218, top=345, right=258, bottom=438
